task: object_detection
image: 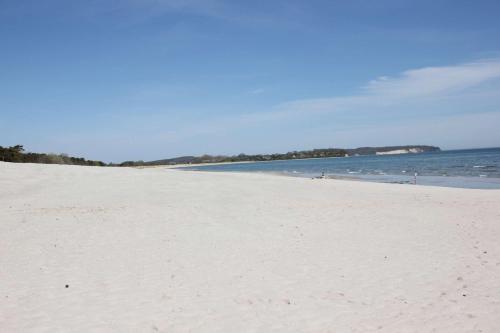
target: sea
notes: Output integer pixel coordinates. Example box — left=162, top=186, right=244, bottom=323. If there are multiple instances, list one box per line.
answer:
left=178, top=148, right=500, bottom=189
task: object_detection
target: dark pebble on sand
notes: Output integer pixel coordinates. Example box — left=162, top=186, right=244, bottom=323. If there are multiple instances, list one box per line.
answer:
left=65, top=285, right=69, bottom=288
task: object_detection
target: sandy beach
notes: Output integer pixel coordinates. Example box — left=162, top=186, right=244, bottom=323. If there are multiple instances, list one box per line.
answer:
left=1, top=162, right=500, bottom=332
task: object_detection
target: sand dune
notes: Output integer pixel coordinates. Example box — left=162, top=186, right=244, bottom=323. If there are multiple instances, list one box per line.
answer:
left=1, top=162, right=499, bottom=332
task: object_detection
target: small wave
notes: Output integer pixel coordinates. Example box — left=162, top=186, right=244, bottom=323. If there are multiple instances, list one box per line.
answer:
left=348, top=171, right=360, bottom=174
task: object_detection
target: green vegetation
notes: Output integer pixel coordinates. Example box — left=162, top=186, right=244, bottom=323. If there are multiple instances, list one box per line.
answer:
left=0, top=145, right=106, bottom=166
left=0, top=144, right=440, bottom=167
left=120, top=148, right=349, bottom=167
left=119, top=145, right=440, bottom=166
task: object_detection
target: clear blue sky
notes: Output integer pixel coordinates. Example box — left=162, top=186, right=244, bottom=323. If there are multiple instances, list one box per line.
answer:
left=1, top=0, right=500, bottom=162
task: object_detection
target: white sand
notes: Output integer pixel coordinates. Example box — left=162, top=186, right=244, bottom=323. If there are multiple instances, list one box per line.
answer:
left=1, top=162, right=500, bottom=332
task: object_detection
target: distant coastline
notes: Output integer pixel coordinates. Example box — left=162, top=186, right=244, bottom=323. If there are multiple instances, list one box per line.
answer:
left=0, top=144, right=440, bottom=167
left=120, top=145, right=440, bottom=167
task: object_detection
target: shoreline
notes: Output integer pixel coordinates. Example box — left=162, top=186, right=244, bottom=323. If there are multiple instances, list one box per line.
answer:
left=174, top=167, right=500, bottom=190
left=171, top=147, right=500, bottom=190
left=135, top=155, right=348, bottom=169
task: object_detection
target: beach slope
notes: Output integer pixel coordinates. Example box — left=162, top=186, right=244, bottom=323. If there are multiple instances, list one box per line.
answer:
left=1, top=162, right=499, bottom=332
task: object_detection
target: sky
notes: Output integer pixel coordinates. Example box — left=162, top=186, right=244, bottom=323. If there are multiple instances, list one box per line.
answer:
left=1, top=0, right=500, bottom=162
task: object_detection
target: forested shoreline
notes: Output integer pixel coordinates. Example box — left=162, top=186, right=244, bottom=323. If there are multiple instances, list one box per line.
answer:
left=0, top=145, right=106, bottom=166
left=1, top=144, right=440, bottom=167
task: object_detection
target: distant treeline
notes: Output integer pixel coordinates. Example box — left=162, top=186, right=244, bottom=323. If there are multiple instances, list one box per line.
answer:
left=119, top=145, right=440, bottom=167
left=0, top=145, right=106, bottom=166
left=119, top=148, right=348, bottom=167
left=1, top=144, right=440, bottom=167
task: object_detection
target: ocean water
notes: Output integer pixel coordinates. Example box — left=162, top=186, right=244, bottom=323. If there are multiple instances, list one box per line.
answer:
left=178, top=148, right=500, bottom=189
